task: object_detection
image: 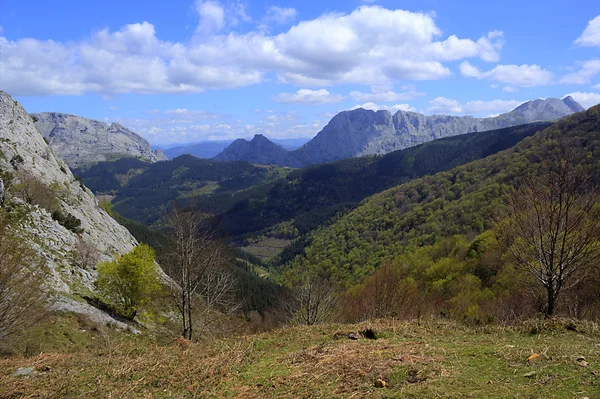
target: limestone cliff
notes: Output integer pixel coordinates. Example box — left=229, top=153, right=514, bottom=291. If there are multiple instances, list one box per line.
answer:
left=292, top=96, right=584, bottom=164
left=33, top=112, right=167, bottom=169
left=0, top=91, right=145, bottom=328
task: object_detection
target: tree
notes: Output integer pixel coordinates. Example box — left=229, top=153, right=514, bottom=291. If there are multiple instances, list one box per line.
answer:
left=95, top=244, right=161, bottom=320
left=0, top=212, right=48, bottom=341
left=162, top=204, right=238, bottom=340
left=497, top=157, right=600, bottom=317
left=282, top=270, right=338, bottom=325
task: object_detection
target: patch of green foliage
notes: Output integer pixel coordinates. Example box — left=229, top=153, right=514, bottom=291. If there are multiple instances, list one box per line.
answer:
left=95, top=244, right=162, bottom=320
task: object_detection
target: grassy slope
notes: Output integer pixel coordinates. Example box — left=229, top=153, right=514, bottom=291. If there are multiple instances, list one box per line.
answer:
left=1, top=319, right=598, bottom=398
left=290, top=107, right=600, bottom=286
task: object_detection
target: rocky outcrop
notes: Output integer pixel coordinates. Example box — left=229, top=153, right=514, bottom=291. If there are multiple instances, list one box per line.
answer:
left=0, top=91, right=146, bottom=327
left=33, top=112, right=167, bottom=169
left=0, top=177, right=4, bottom=205
left=214, top=134, right=303, bottom=167
left=292, top=97, right=584, bottom=165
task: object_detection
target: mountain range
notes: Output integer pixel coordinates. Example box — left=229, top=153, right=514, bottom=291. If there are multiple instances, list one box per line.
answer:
left=33, top=112, right=168, bottom=169
left=214, top=97, right=584, bottom=167
left=162, top=137, right=309, bottom=159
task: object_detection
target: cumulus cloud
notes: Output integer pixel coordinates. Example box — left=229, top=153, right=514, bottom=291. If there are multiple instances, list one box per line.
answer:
left=575, top=15, right=600, bottom=47
left=427, top=97, right=524, bottom=116
left=459, top=61, right=554, bottom=87
left=352, top=102, right=416, bottom=113
left=273, top=89, right=345, bottom=104
left=564, top=92, right=600, bottom=109
left=0, top=4, right=504, bottom=96
left=559, top=60, right=600, bottom=84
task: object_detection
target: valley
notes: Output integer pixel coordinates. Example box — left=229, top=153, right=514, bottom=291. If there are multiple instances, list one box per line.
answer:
left=1, top=2, right=600, bottom=397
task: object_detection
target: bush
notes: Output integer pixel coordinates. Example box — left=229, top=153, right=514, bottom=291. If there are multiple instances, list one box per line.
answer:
left=95, top=244, right=161, bottom=320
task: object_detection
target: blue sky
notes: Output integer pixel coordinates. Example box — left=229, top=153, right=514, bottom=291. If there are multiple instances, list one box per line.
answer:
left=1, top=0, right=600, bottom=146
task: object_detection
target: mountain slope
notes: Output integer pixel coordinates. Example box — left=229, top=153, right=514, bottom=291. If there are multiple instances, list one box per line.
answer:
left=33, top=112, right=167, bottom=168
left=289, top=105, right=600, bottom=286
left=218, top=122, right=551, bottom=237
left=292, top=97, right=583, bottom=165
left=0, top=91, right=144, bottom=327
left=214, top=134, right=303, bottom=167
left=104, top=155, right=290, bottom=225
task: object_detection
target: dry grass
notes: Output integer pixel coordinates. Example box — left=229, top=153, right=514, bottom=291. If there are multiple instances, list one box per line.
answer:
left=1, top=318, right=599, bottom=398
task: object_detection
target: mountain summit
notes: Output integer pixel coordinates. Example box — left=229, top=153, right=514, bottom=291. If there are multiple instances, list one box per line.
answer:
left=214, top=134, right=303, bottom=167
left=33, top=112, right=168, bottom=169
left=291, top=97, right=584, bottom=165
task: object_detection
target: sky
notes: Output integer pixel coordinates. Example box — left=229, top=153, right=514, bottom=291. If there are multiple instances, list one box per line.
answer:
left=1, top=0, right=600, bottom=146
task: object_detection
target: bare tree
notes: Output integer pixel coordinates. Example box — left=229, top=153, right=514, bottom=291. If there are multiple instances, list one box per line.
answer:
left=162, top=204, right=238, bottom=340
left=72, top=236, right=99, bottom=270
left=283, top=272, right=338, bottom=325
left=0, top=213, right=48, bottom=341
left=497, top=157, right=600, bottom=317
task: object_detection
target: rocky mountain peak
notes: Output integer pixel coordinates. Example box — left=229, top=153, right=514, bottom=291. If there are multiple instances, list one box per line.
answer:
left=33, top=112, right=167, bottom=169
left=291, top=97, right=584, bottom=165
left=214, top=134, right=302, bottom=167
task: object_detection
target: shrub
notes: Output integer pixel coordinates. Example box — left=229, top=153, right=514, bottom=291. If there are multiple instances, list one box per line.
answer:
left=95, top=244, right=161, bottom=320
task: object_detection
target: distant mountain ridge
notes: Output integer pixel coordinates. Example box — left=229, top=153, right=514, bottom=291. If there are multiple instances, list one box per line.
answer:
left=214, top=134, right=304, bottom=167
left=213, top=97, right=583, bottom=167
left=291, top=96, right=584, bottom=165
left=164, top=137, right=309, bottom=160
left=33, top=112, right=168, bottom=169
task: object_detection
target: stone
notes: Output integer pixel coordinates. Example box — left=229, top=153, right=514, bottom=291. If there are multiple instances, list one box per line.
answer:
left=523, top=371, right=536, bottom=378
left=348, top=332, right=359, bottom=340
left=13, top=367, right=37, bottom=377
left=0, top=177, right=4, bottom=206
left=374, top=379, right=386, bottom=388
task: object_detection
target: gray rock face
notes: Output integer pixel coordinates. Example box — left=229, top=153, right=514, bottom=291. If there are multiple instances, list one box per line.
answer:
left=33, top=112, right=167, bottom=169
left=292, top=97, right=584, bottom=165
left=214, top=134, right=303, bottom=167
left=0, top=177, right=4, bottom=205
left=0, top=90, right=149, bottom=328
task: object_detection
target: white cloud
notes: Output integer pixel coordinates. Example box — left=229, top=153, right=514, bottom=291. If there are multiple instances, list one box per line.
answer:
left=273, top=89, right=345, bottom=104
left=459, top=61, right=554, bottom=87
left=108, top=106, right=118, bottom=111
left=559, top=60, right=600, bottom=84
left=595, top=83, right=600, bottom=89
left=352, top=102, right=416, bottom=113
left=0, top=4, right=505, bottom=96
left=424, top=31, right=504, bottom=62
left=502, top=85, right=516, bottom=92
left=265, top=6, right=297, bottom=24
left=564, top=92, right=600, bottom=109
left=195, top=0, right=225, bottom=35
left=575, top=15, right=600, bottom=47
left=350, top=87, right=424, bottom=102
left=164, top=108, right=222, bottom=119
left=427, top=96, right=524, bottom=116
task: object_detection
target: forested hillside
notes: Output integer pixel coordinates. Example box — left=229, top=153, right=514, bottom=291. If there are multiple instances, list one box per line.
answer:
left=77, top=155, right=290, bottom=225
left=288, top=106, right=600, bottom=288
left=220, top=122, right=550, bottom=237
